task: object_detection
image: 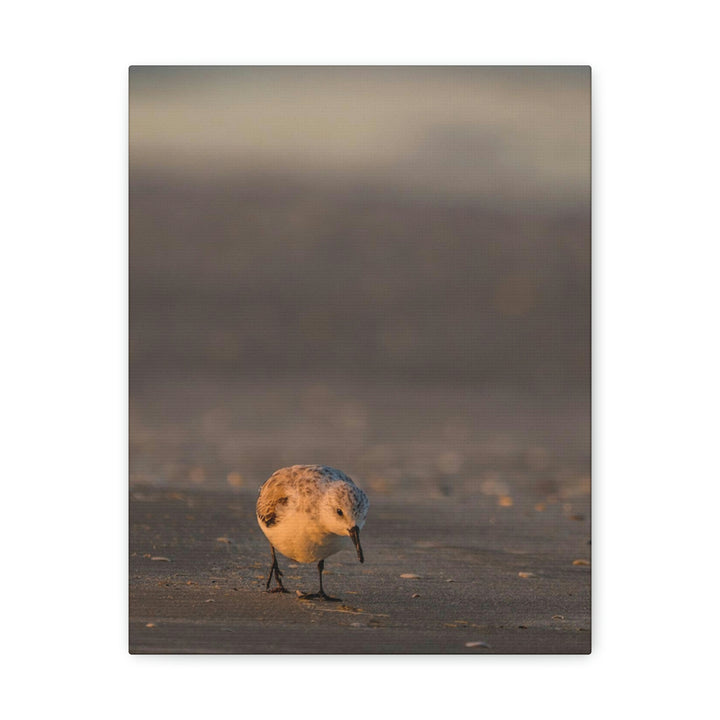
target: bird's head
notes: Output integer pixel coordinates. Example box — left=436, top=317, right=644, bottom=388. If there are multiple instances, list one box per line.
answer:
left=322, top=481, right=369, bottom=563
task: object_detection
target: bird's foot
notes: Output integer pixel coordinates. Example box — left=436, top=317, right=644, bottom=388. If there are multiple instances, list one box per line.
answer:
left=296, top=590, right=341, bottom=602
left=265, top=561, right=286, bottom=592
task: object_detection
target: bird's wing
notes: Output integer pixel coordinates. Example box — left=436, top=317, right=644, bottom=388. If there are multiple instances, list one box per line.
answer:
left=256, top=478, right=289, bottom=528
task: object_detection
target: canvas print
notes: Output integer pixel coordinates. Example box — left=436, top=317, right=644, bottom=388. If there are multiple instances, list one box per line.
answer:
left=129, top=66, right=591, bottom=654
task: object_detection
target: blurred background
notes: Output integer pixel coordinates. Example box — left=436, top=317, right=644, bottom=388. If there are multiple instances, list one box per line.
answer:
left=129, top=66, right=590, bottom=505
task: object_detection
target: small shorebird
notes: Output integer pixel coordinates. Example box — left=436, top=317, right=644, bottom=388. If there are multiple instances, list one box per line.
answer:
left=256, top=465, right=369, bottom=600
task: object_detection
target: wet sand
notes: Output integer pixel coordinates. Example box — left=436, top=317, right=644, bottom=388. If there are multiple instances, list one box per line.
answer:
left=129, top=486, right=590, bottom=654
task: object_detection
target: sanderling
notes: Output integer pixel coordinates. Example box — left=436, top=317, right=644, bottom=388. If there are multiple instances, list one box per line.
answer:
left=256, top=465, right=369, bottom=601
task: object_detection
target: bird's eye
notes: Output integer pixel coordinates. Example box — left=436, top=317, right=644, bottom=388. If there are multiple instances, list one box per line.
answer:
left=336, top=508, right=344, bottom=517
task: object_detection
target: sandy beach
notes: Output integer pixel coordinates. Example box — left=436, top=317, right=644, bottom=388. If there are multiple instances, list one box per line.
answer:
left=129, top=485, right=590, bottom=654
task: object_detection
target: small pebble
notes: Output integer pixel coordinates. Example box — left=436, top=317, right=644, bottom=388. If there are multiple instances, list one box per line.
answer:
left=465, top=640, right=491, bottom=648
left=400, top=573, right=421, bottom=579
left=411, top=593, right=421, bottom=599
left=145, top=623, right=156, bottom=628
left=150, top=556, right=171, bottom=562
left=552, top=615, right=565, bottom=620
left=518, top=571, right=536, bottom=578
left=572, top=559, right=590, bottom=566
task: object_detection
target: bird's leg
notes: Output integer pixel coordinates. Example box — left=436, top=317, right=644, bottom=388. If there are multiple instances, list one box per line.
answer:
left=317, top=559, right=342, bottom=601
left=298, top=559, right=341, bottom=601
left=317, top=559, right=328, bottom=596
left=265, top=545, right=288, bottom=593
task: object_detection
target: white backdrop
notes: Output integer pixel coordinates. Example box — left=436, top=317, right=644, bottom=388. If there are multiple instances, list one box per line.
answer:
left=3, top=2, right=718, bottom=717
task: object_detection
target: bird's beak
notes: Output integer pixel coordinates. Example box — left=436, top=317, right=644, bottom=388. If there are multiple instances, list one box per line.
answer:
left=349, top=526, right=364, bottom=563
